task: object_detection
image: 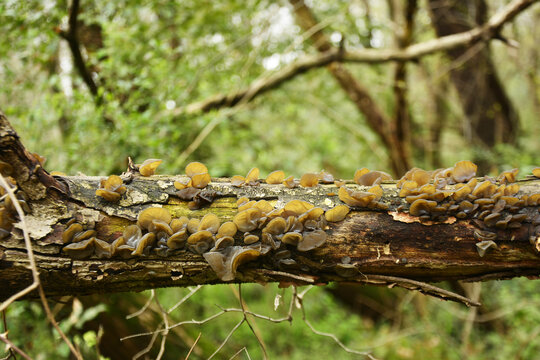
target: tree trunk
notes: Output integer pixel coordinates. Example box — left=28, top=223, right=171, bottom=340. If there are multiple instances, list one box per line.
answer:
left=1, top=113, right=539, bottom=303
left=428, top=0, right=519, bottom=171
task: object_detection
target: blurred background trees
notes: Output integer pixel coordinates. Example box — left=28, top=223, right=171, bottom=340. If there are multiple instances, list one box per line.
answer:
left=1, top=0, right=539, bottom=358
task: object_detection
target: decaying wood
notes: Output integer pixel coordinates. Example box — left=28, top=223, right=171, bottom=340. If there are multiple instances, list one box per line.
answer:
left=0, top=113, right=539, bottom=304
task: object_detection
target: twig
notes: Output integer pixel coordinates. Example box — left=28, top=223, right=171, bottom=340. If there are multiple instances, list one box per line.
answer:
left=0, top=175, right=82, bottom=359
left=126, top=289, right=155, bottom=319
left=184, top=332, right=201, bottom=360
left=228, top=347, right=251, bottom=360
left=362, top=275, right=482, bottom=307
left=168, top=286, right=202, bottom=314
left=133, top=324, right=162, bottom=360
left=154, top=294, right=169, bottom=360
left=257, top=269, right=315, bottom=283
left=0, top=333, right=32, bottom=360
left=1, top=311, right=14, bottom=360
left=207, top=318, right=244, bottom=360
left=237, top=284, right=268, bottom=359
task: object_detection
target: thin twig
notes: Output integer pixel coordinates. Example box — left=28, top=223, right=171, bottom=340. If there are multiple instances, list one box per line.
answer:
left=184, top=332, right=201, bottom=360
left=154, top=293, right=169, bottom=360
left=0, top=333, right=32, bottom=360
left=257, top=269, right=315, bottom=283
left=207, top=318, right=244, bottom=360
left=133, top=324, right=162, bottom=360
left=168, top=286, right=202, bottom=314
left=126, top=289, right=155, bottom=319
left=0, top=175, right=82, bottom=359
left=237, top=285, right=268, bottom=359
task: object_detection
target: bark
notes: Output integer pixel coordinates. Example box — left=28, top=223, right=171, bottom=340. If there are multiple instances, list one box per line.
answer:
left=428, top=0, right=520, bottom=153
left=1, top=113, right=539, bottom=303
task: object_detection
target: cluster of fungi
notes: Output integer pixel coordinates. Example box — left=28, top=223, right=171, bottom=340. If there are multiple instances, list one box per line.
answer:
left=1, top=154, right=540, bottom=282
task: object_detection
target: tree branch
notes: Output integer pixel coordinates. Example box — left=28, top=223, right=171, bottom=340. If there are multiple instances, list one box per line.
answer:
left=57, top=0, right=99, bottom=97
left=172, top=0, right=536, bottom=116
left=1, top=114, right=539, bottom=303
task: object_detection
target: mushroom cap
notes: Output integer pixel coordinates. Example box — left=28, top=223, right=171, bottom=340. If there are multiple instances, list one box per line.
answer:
left=353, top=168, right=370, bottom=184
left=111, top=236, right=126, bottom=254
left=233, top=208, right=263, bottom=232
left=282, top=176, right=297, bottom=188
left=170, top=216, right=189, bottom=233
left=300, top=173, right=319, bottom=187
left=187, top=230, right=214, bottom=245
left=472, top=181, right=497, bottom=198
left=96, top=189, right=122, bottom=202
left=231, top=175, right=245, bottom=187
left=62, top=223, right=83, bottom=243
left=185, top=162, right=209, bottom=177
left=187, top=218, right=200, bottom=234
left=139, top=159, right=162, bottom=177
left=132, top=233, right=156, bottom=256
left=94, top=238, right=112, bottom=258
left=62, top=238, right=95, bottom=259
left=174, top=178, right=190, bottom=190
left=266, top=170, right=285, bottom=184
left=243, top=234, right=259, bottom=244
left=409, top=199, right=437, bottom=216
left=198, top=213, right=220, bottom=233
left=355, top=171, right=392, bottom=186
left=284, top=200, right=314, bottom=216
left=245, top=167, right=259, bottom=185
left=452, top=185, right=472, bottom=201
left=191, top=172, right=211, bottom=189
left=213, top=236, right=235, bottom=250
left=150, top=220, right=173, bottom=236
left=325, top=205, right=350, bottom=222
left=338, top=186, right=376, bottom=207
left=102, top=175, right=124, bottom=191
left=367, top=185, right=383, bottom=200
left=476, top=240, right=497, bottom=257
left=176, top=187, right=200, bottom=200
left=238, top=200, right=256, bottom=212
left=298, top=207, right=324, bottom=223
left=533, top=168, right=540, bottom=178
left=282, top=232, right=303, bottom=245
left=218, top=221, right=238, bottom=238
left=264, top=217, right=287, bottom=235
left=203, top=251, right=230, bottom=280
left=497, top=168, right=519, bottom=184
left=452, top=161, right=477, bottom=183
left=137, top=207, right=172, bottom=231
left=123, top=225, right=142, bottom=246
left=167, top=229, right=188, bottom=249
left=72, top=230, right=96, bottom=243
left=297, top=230, right=327, bottom=251
left=317, top=171, right=334, bottom=183
left=231, top=248, right=260, bottom=275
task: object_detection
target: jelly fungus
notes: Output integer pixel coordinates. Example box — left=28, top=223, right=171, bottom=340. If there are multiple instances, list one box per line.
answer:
left=138, top=159, right=162, bottom=177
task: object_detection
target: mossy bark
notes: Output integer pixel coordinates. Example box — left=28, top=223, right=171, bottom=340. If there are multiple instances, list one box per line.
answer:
left=1, top=113, right=539, bottom=302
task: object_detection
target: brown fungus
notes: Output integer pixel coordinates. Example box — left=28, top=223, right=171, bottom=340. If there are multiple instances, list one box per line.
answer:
left=266, top=170, right=285, bottom=184
left=137, top=207, right=172, bottom=231
left=318, top=171, right=334, bottom=183
left=284, top=200, right=314, bottom=216
left=62, top=223, right=83, bottom=243
left=138, top=159, right=162, bottom=177
left=212, top=236, right=235, bottom=251
left=198, top=213, right=220, bottom=234
left=338, top=186, right=376, bottom=207
left=62, top=238, right=95, bottom=259
left=171, top=216, right=189, bottom=233
left=533, top=168, right=540, bottom=178
left=243, top=234, right=259, bottom=245
left=452, top=160, right=477, bottom=183
left=245, top=167, right=260, bottom=185
left=174, top=178, right=190, bottom=190
left=300, top=173, right=319, bottom=187
left=325, top=205, right=350, bottom=222
left=297, top=230, right=327, bottom=251
left=94, top=238, right=112, bottom=258
left=218, top=221, right=237, bottom=238
left=72, top=230, right=96, bottom=243
left=476, top=240, right=497, bottom=257
left=187, top=230, right=214, bottom=254
left=355, top=170, right=392, bottom=186
left=234, top=207, right=263, bottom=232
left=264, top=217, right=287, bottom=235
left=96, top=174, right=126, bottom=202
left=283, top=176, right=298, bottom=188
left=497, top=168, right=519, bottom=184
left=185, top=162, right=209, bottom=177
left=409, top=199, right=437, bottom=217
left=167, top=230, right=188, bottom=249
left=123, top=225, right=142, bottom=246
left=282, top=232, right=303, bottom=246
left=132, top=233, right=156, bottom=256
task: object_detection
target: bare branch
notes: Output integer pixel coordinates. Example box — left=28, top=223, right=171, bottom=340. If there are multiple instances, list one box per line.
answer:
left=171, top=0, right=537, bottom=116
